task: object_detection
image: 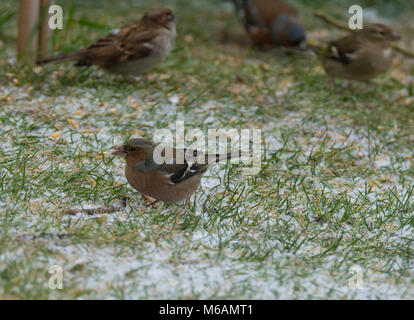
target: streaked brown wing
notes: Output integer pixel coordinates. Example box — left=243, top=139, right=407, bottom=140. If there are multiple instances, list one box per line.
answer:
left=327, top=34, right=361, bottom=64
left=76, top=23, right=158, bottom=67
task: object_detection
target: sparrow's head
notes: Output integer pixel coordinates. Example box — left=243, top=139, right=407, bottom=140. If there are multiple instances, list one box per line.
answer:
left=112, top=138, right=154, bottom=163
left=361, top=24, right=400, bottom=43
left=143, top=8, right=175, bottom=30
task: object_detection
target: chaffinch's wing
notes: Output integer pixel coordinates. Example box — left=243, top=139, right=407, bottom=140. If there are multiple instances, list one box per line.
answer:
left=136, top=147, right=238, bottom=185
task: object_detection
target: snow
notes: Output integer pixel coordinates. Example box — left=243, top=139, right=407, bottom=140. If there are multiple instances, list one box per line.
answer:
left=1, top=79, right=414, bottom=299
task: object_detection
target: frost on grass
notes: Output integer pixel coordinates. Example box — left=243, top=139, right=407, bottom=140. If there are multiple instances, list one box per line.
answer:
left=2, top=76, right=413, bottom=299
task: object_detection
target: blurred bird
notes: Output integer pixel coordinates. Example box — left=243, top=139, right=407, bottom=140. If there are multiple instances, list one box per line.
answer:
left=233, top=0, right=306, bottom=47
left=314, top=24, right=400, bottom=82
left=112, top=138, right=242, bottom=205
left=37, top=8, right=176, bottom=79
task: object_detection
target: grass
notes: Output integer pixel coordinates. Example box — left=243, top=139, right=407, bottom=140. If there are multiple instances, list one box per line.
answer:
left=0, top=0, right=414, bottom=299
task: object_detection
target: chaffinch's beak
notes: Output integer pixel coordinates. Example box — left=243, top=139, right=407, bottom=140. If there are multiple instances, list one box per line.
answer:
left=112, top=144, right=126, bottom=156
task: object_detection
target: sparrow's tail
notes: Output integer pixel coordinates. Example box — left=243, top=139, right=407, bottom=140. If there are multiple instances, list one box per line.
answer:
left=36, top=50, right=83, bottom=65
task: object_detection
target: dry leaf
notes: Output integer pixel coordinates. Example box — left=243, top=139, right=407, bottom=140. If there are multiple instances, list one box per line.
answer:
left=179, top=95, right=188, bottom=106
left=184, top=34, right=194, bottom=43
left=50, top=131, right=60, bottom=139
left=314, top=66, right=324, bottom=74
left=159, top=74, right=170, bottom=81
left=368, top=180, right=380, bottom=190
left=67, top=119, right=79, bottom=129
left=314, top=130, right=324, bottom=138
left=229, top=84, right=252, bottom=95
left=127, top=97, right=141, bottom=110
left=278, top=78, right=292, bottom=90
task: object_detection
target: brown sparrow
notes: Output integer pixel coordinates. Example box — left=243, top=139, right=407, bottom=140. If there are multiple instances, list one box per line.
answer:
left=37, top=8, right=176, bottom=77
left=319, top=24, right=400, bottom=81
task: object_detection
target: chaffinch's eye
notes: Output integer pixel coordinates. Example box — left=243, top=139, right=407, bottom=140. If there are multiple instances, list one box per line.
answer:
left=379, top=31, right=386, bottom=36
left=167, top=14, right=174, bottom=21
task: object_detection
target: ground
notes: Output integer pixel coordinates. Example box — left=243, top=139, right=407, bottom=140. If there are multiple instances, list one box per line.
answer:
left=1, top=0, right=414, bottom=299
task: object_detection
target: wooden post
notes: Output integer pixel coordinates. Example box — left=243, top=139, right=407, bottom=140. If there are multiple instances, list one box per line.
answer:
left=17, top=0, right=40, bottom=62
left=38, top=0, right=52, bottom=60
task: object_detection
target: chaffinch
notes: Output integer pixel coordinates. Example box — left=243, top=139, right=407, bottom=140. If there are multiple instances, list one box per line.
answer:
left=233, top=0, right=305, bottom=47
left=37, top=8, right=176, bottom=78
left=317, top=24, right=401, bottom=81
left=112, top=138, right=242, bottom=204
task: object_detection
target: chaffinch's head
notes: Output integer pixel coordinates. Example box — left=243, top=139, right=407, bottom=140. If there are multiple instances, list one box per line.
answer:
left=270, top=14, right=305, bottom=46
left=360, top=24, right=400, bottom=43
left=112, top=138, right=154, bottom=164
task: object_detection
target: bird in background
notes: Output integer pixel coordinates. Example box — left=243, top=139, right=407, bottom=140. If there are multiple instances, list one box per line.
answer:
left=37, top=8, right=176, bottom=80
left=233, top=0, right=306, bottom=47
left=112, top=138, right=243, bottom=206
left=311, top=24, right=400, bottom=82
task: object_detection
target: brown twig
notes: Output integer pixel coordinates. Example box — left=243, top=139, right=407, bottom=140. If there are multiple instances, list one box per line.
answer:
left=66, top=205, right=123, bottom=216
left=313, top=10, right=414, bottom=59
left=313, top=10, right=348, bottom=31
left=391, top=45, right=414, bottom=59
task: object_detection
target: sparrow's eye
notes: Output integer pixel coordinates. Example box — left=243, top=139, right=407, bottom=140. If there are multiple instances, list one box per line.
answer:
left=379, top=31, right=386, bottom=36
left=167, top=14, right=174, bottom=21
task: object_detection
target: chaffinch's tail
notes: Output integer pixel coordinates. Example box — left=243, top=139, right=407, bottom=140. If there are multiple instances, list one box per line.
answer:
left=168, top=150, right=246, bottom=185
left=204, top=151, right=245, bottom=165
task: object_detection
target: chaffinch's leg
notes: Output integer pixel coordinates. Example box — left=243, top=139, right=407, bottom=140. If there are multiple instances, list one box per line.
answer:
left=142, top=194, right=159, bottom=208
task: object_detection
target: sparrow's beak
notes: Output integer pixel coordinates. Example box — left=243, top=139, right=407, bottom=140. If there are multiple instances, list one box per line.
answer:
left=391, top=32, right=401, bottom=41
left=111, top=144, right=126, bottom=156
